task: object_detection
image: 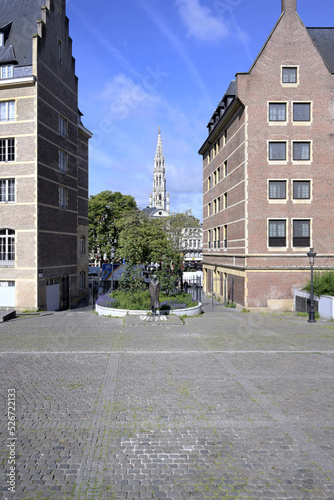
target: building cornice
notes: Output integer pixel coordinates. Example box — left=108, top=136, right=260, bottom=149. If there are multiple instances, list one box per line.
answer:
left=78, top=123, right=93, bottom=139
left=0, top=75, right=36, bottom=88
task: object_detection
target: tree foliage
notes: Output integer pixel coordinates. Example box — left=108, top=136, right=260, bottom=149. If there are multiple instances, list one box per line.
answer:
left=89, top=191, right=201, bottom=274
left=118, top=215, right=176, bottom=265
left=88, top=191, right=137, bottom=264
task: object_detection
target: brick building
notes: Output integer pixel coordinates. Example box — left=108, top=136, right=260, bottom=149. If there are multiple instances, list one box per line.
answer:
left=0, top=0, right=92, bottom=310
left=199, top=0, right=334, bottom=310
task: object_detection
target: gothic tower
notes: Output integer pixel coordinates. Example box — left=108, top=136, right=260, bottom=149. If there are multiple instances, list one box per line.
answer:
left=149, top=128, right=170, bottom=214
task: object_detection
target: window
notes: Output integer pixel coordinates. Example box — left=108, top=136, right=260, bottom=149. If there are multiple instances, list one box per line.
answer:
left=0, top=179, right=15, bottom=203
left=293, top=103, right=310, bottom=122
left=0, top=101, right=15, bottom=121
left=59, top=116, right=67, bottom=137
left=293, top=142, right=310, bottom=161
left=223, top=225, right=227, bottom=249
left=59, top=186, right=67, bottom=209
left=80, top=271, right=85, bottom=290
left=293, top=220, right=310, bottom=247
left=0, top=138, right=15, bottom=162
left=224, top=160, right=227, bottom=177
left=58, top=39, right=62, bottom=62
left=217, top=196, right=220, bottom=212
left=80, top=235, right=85, bottom=254
left=59, top=149, right=67, bottom=172
left=217, top=167, right=220, bottom=182
left=224, top=193, right=228, bottom=209
left=269, top=180, right=286, bottom=199
left=269, top=142, right=286, bottom=161
left=214, top=227, right=220, bottom=249
left=282, top=66, right=297, bottom=83
left=293, top=181, right=310, bottom=199
left=0, top=65, right=13, bottom=79
left=208, top=229, right=211, bottom=249
left=213, top=170, right=216, bottom=185
left=0, top=33, right=4, bottom=47
left=0, top=229, right=15, bottom=266
left=208, top=202, right=211, bottom=217
left=207, top=176, right=211, bottom=190
left=269, top=220, right=286, bottom=247
left=269, top=103, right=286, bottom=121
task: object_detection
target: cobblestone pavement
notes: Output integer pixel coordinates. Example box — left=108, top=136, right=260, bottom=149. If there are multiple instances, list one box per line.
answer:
left=0, top=303, right=334, bottom=500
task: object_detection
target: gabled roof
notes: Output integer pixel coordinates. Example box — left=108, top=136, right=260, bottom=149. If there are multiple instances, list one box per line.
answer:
left=0, top=0, right=46, bottom=66
left=307, top=28, right=334, bottom=73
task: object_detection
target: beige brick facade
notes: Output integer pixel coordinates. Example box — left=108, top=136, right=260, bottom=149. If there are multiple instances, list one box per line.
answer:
left=0, top=0, right=91, bottom=311
left=199, top=0, right=334, bottom=310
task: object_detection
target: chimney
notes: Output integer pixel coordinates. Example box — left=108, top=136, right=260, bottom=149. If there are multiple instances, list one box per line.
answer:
left=281, top=0, right=297, bottom=13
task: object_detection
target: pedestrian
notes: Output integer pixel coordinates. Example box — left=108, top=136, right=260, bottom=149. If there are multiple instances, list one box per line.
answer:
left=184, top=280, right=188, bottom=293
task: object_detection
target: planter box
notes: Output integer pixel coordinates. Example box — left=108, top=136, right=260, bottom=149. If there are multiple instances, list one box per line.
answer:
left=96, top=302, right=202, bottom=318
left=294, top=290, right=334, bottom=319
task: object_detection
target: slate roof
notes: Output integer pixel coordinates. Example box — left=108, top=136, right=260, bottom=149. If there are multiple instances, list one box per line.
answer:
left=307, top=28, right=334, bottom=73
left=142, top=207, right=169, bottom=218
left=0, top=0, right=46, bottom=67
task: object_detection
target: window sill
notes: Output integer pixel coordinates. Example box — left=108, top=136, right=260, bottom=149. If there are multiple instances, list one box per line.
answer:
left=268, top=122, right=287, bottom=126
left=267, top=246, right=288, bottom=251
left=292, top=199, right=311, bottom=204
left=292, top=161, right=312, bottom=165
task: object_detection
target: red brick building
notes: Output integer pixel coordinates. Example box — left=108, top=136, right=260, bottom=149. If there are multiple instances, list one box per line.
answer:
left=199, top=0, right=334, bottom=310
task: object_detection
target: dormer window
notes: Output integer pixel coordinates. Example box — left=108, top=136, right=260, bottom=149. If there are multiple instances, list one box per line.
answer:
left=0, top=65, right=13, bottom=79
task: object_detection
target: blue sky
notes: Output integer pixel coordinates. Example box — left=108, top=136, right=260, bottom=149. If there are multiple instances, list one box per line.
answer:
left=66, top=0, right=333, bottom=221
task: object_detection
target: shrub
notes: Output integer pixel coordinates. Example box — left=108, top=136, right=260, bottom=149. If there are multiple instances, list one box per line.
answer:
left=118, top=264, right=147, bottom=293
left=96, top=295, right=119, bottom=308
left=303, top=271, right=334, bottom=297
left=96, top=290, right=197, bottom=311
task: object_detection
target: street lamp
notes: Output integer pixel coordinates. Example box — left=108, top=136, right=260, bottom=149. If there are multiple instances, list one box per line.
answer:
left=307, top=247, right=317, bottom=323
left=110, top=238, right=117, bottom=292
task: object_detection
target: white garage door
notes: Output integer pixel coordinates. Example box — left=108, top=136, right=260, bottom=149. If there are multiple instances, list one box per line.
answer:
left=46, top=279, right=60, bottom=311
left=0, top=281, right=15, bottom=307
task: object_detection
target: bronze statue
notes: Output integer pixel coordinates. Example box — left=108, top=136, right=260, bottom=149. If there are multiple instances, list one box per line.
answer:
left=149, top=275, right=160, bottom=316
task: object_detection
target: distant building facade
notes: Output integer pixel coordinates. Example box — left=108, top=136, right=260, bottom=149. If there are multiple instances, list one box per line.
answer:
left=199, top=0, right=334, bottom=309
left=143, top=128, right=170, bottom=218
left=181, top=225, right=203, bottom=267
left=0, top=0, right=92, bottom=310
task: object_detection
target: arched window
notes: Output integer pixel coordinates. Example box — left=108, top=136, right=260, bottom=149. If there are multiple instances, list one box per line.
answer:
left=0, top=229, right=15, bottom=266
left=80, top=271, right=85, bottom=290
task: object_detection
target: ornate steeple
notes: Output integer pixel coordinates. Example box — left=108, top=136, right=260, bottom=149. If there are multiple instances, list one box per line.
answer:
left=149, top=128, right=170, bottom=214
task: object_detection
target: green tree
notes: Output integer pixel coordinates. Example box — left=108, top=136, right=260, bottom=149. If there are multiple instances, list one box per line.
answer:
left=118, top=215, right=176, bottom=265
left=89, top=191, right=137, bottom=264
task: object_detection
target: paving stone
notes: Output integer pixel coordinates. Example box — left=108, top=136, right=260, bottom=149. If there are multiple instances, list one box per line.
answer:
left=0, top=306, right=333, bottom=499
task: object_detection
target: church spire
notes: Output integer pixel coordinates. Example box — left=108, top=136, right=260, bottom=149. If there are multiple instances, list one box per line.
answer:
left=149, top=128, right=170, bottom=214
left=155, top=127, right=163, bottom=158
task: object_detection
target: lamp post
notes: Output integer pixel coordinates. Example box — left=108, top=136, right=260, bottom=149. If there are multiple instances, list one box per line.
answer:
left=110, top=238, right=117, bottom=292
left=307, top=247, right=317, bottom=323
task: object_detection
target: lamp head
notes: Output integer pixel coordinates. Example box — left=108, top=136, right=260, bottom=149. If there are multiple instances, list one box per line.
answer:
left=307, top=247, right=317, bottom=266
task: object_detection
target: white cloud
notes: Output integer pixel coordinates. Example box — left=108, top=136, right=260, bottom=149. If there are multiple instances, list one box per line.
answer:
left=97, top=74, right=163, bottom=121
left=175, top=0, right=229, bottom=41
